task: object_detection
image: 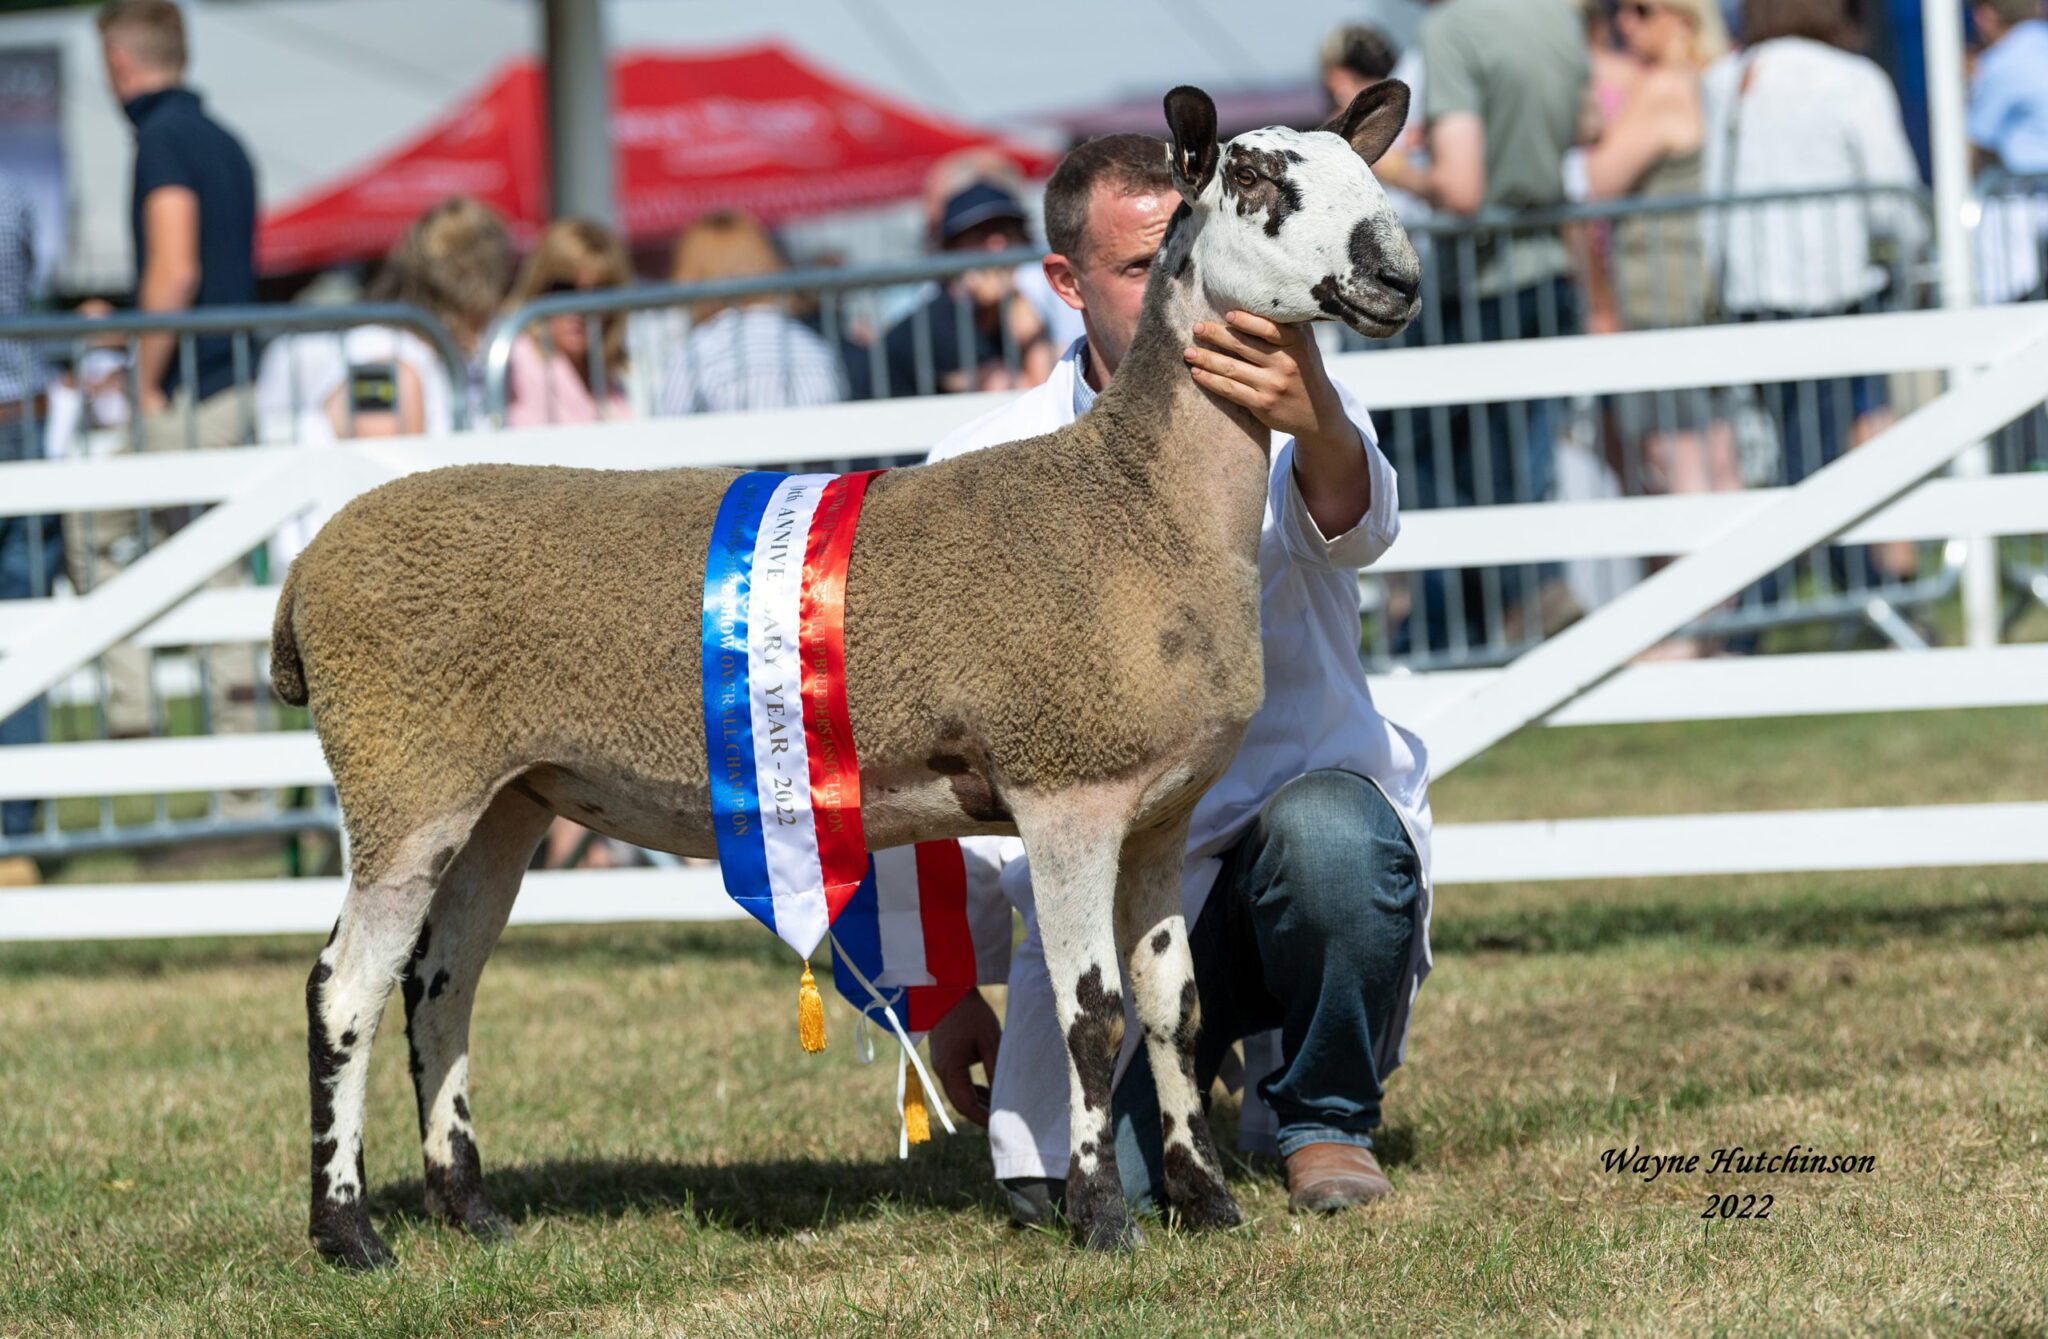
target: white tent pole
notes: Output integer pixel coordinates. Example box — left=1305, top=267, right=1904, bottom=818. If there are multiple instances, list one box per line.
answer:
left=544, top=0, right=614, bottom=225
left=1923, top=0, right=1997, bottom=648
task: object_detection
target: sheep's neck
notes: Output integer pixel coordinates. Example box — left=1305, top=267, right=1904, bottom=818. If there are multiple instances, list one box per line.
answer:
left=1088, top=224, right=1272, bottom=561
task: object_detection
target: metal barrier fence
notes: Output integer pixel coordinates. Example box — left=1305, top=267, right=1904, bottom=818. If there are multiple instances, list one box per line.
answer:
left=481, top=184, right=1973, bottom=669
left=0, top=302, right=466, bottom=863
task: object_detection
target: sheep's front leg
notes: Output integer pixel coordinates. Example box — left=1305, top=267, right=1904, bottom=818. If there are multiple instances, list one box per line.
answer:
left=1117, top=821, right=1241, bottom=1231
left=1012, top=791, right=1139, bottom=1251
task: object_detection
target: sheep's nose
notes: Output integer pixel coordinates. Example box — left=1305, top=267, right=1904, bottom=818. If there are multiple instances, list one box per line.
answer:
left=1376, top=265, right=1420, bottom=302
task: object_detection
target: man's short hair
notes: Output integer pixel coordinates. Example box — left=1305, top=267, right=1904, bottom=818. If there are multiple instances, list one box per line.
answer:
left=1043, top=133, right=1174, bottom=261
left=1319, top=24, right=1400, bottom=82
left=98, top=0, right=187, bottom=73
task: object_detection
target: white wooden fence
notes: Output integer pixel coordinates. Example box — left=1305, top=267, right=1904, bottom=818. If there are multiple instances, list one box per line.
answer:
left=4, top=305, right=2047, bottom=940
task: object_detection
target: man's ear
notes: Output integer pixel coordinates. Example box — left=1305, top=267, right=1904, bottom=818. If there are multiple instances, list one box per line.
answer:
left=1320, top=79, right=1410, bottom=166
left=1163, top=85, right=1219, bottom=200
left=1041, top=254, right=1086, bottom=313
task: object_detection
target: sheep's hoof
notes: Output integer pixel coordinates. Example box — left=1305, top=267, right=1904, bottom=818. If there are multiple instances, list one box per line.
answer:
left=1065, top=1167, right=1143, bottom=1251
left=449, top=1201, right=514, bottom=1244
left=1170, top=1187, right=1244, bottom=1232
left=310, top=1201, right=396, bottom=1271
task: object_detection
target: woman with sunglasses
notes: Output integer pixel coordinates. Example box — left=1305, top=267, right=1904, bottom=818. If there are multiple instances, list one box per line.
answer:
left=502, top=218, right=634, bottom=429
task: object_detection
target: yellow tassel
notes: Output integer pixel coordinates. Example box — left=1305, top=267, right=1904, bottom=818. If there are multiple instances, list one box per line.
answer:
left=902, top=1057, right=932, bottom=1145
left=797, top=964, right=827, bottom=1053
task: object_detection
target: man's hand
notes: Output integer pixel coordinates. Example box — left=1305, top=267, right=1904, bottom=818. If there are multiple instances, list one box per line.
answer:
left=927, top=988, right=1002, bottom=1127
left=1185, top=310, right=1373, bottom=537
left=1184, top=311, right=1352, bottom=447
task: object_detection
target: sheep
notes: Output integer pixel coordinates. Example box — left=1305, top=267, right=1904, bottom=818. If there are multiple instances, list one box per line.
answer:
left=277, top=82, right=1421, bottom=1266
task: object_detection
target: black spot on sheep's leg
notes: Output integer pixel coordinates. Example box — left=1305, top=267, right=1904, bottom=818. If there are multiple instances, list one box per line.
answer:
left=1150, top=928, right=1173, bottom=954
left=1063, top=966, right=1136, bottom=1250
left=306, top=957, right=392, bottom=1270
left=1161, top=977, right=1240, bottom=1230
left=427, top=969, right=450, bottom=1000
left=400, top=925, right=433, bottom=1137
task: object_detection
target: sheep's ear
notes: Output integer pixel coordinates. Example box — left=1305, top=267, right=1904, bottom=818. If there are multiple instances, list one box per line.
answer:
left=1320, top=79, right=1409, bottom=166
left=1164, top=85, right=1218, bottom=200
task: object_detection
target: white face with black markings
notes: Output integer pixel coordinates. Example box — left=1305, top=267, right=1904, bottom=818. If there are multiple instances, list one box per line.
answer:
left=1163, top=82, right=1422, bottom=339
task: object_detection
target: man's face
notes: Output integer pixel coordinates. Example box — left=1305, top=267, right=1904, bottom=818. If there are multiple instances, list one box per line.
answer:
left=1044, top=184, right=1177, bottom=379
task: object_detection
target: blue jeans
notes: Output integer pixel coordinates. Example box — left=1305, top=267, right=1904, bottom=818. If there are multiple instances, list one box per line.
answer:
left=1110, top=770, right=1423, bottom=1209
left=1, top=413, right=63, bottom=836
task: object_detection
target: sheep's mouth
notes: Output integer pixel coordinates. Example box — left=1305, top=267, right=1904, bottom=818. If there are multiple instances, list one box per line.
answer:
left=1323, top=286, right=1418, bottom=340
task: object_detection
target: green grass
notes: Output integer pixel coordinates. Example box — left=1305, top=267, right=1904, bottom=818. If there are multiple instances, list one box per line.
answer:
left=4, top=710, right=2048, bottom=1336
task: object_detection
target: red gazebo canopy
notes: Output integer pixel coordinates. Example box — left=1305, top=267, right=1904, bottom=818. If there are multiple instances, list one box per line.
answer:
left=258, top=44, right=1059, bottom=275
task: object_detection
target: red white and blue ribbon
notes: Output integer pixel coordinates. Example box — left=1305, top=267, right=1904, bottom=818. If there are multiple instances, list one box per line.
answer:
left=831, top=840, right=978, bottom=1037
left=701, top=468, right=997, bottom=1151
left=701, top=469, right=879, bottom=960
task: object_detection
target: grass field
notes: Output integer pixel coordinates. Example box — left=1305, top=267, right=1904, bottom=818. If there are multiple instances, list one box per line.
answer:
left=4, top=708, right=2047, bottom=1336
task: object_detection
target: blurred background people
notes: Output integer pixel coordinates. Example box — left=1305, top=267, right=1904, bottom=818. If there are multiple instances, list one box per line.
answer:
left=1969, top=0, right=2048, bottom=178
left=1585, top=0, right=1740, bottom=541
left=658, top=211, right=847, bottom=415
left=1374, top=0, right=1590, bottom=654
left=0, top=173, right=63, bottom=859
left=878, top=180, right=1053, bottom=395
left=502, top=218, right=634, bottom=427
left=1704, top=0, right=1927, bottom=487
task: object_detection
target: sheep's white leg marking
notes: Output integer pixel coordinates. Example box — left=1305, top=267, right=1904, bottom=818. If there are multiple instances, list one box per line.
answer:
left=1117, top=822, right=1241, bottom=1229
left=1010, top=787, right=1141, bottom=1251
left=306, top=813, right=477, bottom=1270
left=401, top=788, right=551, bottom=1239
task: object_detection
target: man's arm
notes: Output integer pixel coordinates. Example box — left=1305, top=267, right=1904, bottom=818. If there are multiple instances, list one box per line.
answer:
left=1183, top=311, right=1371, bottom=536
left=1378, top=112, right=1487, bottom=216
left=134, top=185, right=201, bottom=411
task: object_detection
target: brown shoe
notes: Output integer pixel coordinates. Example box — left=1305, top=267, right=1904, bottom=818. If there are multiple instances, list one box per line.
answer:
left=1285, top=1142, right=1392, bottom=1214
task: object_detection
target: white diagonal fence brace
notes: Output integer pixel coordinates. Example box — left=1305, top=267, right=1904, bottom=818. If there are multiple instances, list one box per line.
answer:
left=3, top=308, right=2048, bottom=940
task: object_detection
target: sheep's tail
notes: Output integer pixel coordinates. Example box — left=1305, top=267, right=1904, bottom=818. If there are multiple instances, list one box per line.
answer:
left=269, top=563, right=309, bottom=707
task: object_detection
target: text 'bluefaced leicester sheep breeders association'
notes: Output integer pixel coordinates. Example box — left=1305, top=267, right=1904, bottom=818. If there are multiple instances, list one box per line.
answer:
left=699, top=467, right=1003, bottom=1154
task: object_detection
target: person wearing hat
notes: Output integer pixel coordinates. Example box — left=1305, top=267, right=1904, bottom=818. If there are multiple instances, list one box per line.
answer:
left=877, top=180, right=1054, bottom=396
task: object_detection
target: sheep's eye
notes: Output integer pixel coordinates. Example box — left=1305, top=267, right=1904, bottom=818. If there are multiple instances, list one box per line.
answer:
left=1233, top=167, right=1258, bottom=189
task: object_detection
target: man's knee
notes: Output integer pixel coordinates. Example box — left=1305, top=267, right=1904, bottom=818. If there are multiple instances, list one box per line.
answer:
left=1253, top=771, right=1419, bottom=926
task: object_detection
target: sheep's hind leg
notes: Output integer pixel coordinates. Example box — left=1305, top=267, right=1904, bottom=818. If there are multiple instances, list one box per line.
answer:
left=401, top=786, right=552, bottom=1242
left=307, top=813, right=479, bottom=1270
left=1011, top=790, right=1140, bottom=1252
left=1117, top=821, right=1241, bottom=1231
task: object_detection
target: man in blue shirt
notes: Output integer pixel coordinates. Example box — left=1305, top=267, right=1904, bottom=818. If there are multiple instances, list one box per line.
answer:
left=1970, top=0, right=2048, bottom=175
left=77, top=1, right=263, bottom=753
left=99, top=0, right=257, bottom=418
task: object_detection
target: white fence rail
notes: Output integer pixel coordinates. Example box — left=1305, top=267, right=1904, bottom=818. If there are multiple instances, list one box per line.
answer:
left=4, top=307, right=2047, bottom=940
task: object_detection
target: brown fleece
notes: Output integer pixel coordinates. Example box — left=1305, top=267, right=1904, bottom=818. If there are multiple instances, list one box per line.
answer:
left=274, top=205, right=1271, bottom=888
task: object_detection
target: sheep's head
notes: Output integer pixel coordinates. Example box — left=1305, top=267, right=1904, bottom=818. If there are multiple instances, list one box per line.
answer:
left=1164, top=83, right=1422, bottom=340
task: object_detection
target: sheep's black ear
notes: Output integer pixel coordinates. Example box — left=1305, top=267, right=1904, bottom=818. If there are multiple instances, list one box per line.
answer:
left=1320, top=79, right=1409, bottom=166
left=1164, top=85, right=1218, bottom=199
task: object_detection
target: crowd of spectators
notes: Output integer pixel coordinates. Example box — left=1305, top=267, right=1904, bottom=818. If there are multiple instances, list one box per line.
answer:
left=4, top=0, right=2048, bottom=867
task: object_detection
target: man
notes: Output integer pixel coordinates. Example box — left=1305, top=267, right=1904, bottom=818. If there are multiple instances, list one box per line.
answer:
left=921, top=134, right=1433, bottom=1221
left=0, top=173, right=62, bottom=872
left=99, top=0, right=257, bottom=425
left=76, top=0, right=262, bottom=760
left=878, top=180, right=1053, bottom=396
left=1373, top=0, right=1588, bottom=653
left=1969, top=0, right=2048, bottom=176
